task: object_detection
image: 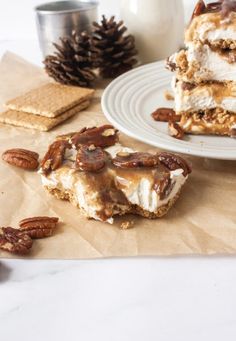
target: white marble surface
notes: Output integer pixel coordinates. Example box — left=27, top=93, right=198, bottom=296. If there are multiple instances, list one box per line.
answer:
left=1, top=40, right=236, bottom=341
left=1, top=258, right=236, bottom=341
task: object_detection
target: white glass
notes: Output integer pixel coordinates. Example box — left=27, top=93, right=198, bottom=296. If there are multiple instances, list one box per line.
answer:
left=120, top=0, right=185, bottom=63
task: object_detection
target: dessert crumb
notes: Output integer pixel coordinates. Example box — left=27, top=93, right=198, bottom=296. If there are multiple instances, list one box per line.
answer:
left=120, top=220, right=135, bottom=230
left=164, top=90, right=174, bottom=101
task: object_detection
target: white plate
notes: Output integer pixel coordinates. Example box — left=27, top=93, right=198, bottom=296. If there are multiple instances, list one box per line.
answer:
left=102, top=61, right=236, bottom=160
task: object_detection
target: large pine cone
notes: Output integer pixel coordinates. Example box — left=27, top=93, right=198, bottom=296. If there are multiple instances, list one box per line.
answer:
left=91, top=16, right=138, bottom=78
left=44, top=31, right=96, bottom=87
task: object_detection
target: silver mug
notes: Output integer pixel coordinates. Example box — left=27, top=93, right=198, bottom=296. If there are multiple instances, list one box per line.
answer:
left=35, top=1, right=98, bottom=57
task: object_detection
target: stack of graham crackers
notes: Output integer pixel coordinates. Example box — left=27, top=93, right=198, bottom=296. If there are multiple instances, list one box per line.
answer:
left=0, top=83, right=94, bottom=131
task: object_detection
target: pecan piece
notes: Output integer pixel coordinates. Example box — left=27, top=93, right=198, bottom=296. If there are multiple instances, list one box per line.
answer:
left=0, top=227, right=33, bottom=254
left=76, top=145, right=106, bottom=172
left=71, top=125, right=119, bottom=149
left=152, top=108, right=181, bottom=122
left=159, top=152, right=192, bottom=177
left=221, top=0, right=236, bottom=18
left=41, top=140, right=69, bottom=175
left=191, top=0, right=206, bottom=20
left=19, top=216, right=59, bottom=239
left=2, top=148, right=39, bottom=170
left=113, top=152, right=159, bottom=169
left=168, top=122, right=185, bottom=140
left=181, top=82, right=196, bottom=91
left=153, top=172, right=173, bottom=200
left=230, top=127, right=236, bottom=137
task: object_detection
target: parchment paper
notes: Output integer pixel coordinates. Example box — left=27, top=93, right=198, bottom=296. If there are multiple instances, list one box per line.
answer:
left=0, top=52, right=236, bottom=259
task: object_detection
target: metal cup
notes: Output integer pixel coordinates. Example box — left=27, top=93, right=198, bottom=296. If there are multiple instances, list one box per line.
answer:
left=35, top=1, right=98, bottom=57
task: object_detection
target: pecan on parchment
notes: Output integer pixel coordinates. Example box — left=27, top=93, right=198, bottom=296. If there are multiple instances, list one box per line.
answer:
left=19, top=216, right=59, bottom=239
left=0, top=227, right=33, bottom=254
left=2, top=148, right=39, bottom=170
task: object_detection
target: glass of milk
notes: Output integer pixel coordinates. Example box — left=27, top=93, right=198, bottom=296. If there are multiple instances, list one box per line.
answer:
left=120, top=0, right=185, bottom=64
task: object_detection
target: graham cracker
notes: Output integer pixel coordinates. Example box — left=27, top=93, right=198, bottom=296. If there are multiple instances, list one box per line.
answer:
left=6, top=82, right=94, bottom=118
left=0, top=100, right=90, bottom=131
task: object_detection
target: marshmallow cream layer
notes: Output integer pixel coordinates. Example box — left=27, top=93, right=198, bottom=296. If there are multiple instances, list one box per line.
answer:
left=185, top=12, right=236, bottom=44
left=41, top=144, right=186, bottom=224
left=173, top=79, right=236, bottom=113
left=170, top=42, right=236, bottom=83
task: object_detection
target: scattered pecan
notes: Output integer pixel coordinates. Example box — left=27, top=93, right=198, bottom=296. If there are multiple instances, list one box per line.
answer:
left=153, top=172, right=173, bottom=200
left=0, top=227, right=33, bottom=254
left=159, top=152, right=192, bottom=177
left=168, top=122, right=185, bottom=140
left=113, top=152, right=159, bottom=169
left=152, top=108, right=181, bottom=122
left=2, top=148, right=39, bottom=170
left=41, top=140, right=69, bottom=175
left=19, top=216, right=59, bottom=239
left=71, top=125, right=119, bottom=149
left=76, top=145, right=106, bottom=172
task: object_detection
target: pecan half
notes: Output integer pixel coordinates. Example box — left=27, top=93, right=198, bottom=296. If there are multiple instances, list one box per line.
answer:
left=71, top=125, right=119, bottom=149
left=76, top=145, right=106, bottom=172
left=19, top=216, right=59, bottom=239
left=168, top=122, right=185, bottom=140
left=0, top=227, right=33, bottom=254
left=113, top=152, right=159, bottom=169
left=159, top=152, right=192, bottom=177
left=41, top=140, right=69, bottom=175
left=152, top=108, right=181, bottom=122
left=2, top=148, right=39, bottom=170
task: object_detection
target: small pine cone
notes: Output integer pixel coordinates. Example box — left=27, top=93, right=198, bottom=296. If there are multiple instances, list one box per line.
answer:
left=44, top=31, right=96, bottom=87
left=91, top=15, right=138, bottom=78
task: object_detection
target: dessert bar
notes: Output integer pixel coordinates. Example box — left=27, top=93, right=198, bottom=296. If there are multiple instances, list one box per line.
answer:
left=40, top=125, right=191, bottom=224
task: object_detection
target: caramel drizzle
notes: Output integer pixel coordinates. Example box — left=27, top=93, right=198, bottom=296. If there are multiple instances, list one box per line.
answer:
left=40, top=126, right=191, bottom=200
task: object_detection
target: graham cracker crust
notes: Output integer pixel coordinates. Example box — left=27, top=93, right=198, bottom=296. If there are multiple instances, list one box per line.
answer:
left=44, top=186, right=181, bottom=221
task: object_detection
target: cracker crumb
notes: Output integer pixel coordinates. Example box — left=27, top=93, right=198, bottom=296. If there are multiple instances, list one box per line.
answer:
left=164, top=90, right=174, bottom=101
left=120, top=221, right=134, bottom=230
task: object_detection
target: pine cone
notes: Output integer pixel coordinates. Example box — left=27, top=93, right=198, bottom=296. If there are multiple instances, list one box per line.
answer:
left=44, top=31, right=96, bottom=87
left=91, top=16, right=138, bottom=78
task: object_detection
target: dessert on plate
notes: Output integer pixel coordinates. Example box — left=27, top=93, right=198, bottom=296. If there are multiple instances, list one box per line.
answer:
left=39, top=125, right=191, bottom=224
left=167, top=0, right=236, bottom=137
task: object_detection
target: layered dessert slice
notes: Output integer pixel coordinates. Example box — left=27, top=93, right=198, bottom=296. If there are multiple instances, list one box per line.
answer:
left=166, top=0, right=236, bottom=137
left=39, top=125, right=191, bottom=224
left=174, top=80, right=236, bottom=135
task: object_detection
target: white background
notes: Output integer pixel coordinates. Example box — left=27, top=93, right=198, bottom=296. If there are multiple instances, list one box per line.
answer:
left=0, top=0, right=196, bottom=41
